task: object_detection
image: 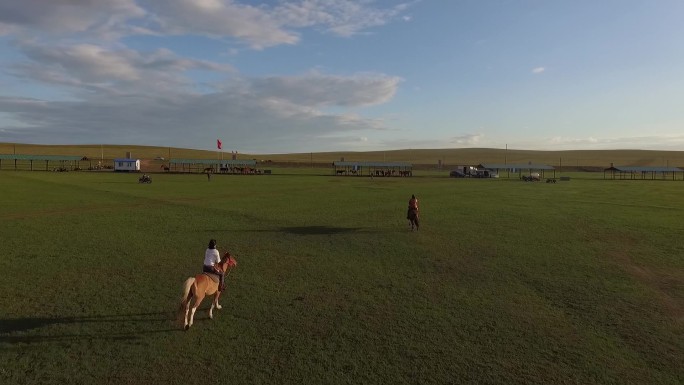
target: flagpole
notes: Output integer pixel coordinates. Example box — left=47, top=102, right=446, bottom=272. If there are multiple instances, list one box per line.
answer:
left=216, top=139, right=222, bottom=167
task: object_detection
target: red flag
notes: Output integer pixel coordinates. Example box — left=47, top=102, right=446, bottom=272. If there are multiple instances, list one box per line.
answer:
left=217, top=139, right=222, bottom=149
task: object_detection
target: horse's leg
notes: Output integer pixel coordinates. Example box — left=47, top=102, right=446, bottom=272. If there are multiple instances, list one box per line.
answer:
left=188, top=278, right=207, bottom=328
left=214, top=289, right=222, bottom=310
left=208, top=295, right=215, bottom=319
left=215, top=274, right=225, bottom=309
left=184, top=296, right=193, bottom=330
left=189, top=293, right=205, bottom=327
left=209, top=281, right=226, bottom=319
left=181, top=277, right=195, bottom=330
left=208, top=284, right=217, bottom=319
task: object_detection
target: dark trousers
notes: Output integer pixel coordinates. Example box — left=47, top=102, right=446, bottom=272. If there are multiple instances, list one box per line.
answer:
left=203, top=265, right=224, bottom=289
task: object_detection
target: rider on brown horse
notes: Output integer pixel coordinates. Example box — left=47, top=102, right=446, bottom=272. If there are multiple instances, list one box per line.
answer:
left=181, top=250, right=237, bottom=330
left=407, top=194, right=419, bottom=230
left=203, top=239, right=225, bottom=293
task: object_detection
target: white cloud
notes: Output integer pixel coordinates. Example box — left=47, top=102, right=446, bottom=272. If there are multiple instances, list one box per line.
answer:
left=0, top=1, right=415, bottom=48
left=0, top=0, right=146, bottom=38
left=532, top=67, right=545, bottom=74
left=0, top=69, right=400, bottom=152
left=142, top=0, right=416, bottom=48
left=315, top=135, right=371, bottom=148
left=10, top=41, right=235, bottom=95
left=451, top=133, right=483, bottom=146
left=274, top=0, right=414, bottom=37
left=147, top=0, right=299, bottom=49
left=0, top=1, right=416, bottom=152
left=544, top=135, right=684, bottom=150
left=250, top=72, right=402, bottom=107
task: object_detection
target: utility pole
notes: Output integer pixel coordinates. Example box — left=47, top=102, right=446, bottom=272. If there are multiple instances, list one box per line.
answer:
left=504, top=144, right=507, bottom=165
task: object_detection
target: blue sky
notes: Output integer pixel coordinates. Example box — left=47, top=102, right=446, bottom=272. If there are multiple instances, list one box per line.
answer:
left=1, top=0, right=683, bottom=153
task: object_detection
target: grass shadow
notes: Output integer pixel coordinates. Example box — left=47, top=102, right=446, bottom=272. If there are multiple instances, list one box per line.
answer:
left=203, top=226, right=380, bottom=235
left=0, top=311, right=181, bottom=344
left=280, top=226, right=364, bottom=235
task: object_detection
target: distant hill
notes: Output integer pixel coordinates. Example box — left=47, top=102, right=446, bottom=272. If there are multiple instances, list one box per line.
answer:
left=1, top=142, right=683, bottom=168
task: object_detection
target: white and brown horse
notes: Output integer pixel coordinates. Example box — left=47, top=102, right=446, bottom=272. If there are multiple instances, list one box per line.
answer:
left=179, top=252, right=237, bottom=330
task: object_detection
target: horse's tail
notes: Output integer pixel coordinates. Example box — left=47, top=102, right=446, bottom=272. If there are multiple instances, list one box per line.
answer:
left=179, top=277, right=195, bottom=308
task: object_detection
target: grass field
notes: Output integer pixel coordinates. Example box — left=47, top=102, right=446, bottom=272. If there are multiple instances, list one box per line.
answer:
left=1, top=170, right=682, bottom=384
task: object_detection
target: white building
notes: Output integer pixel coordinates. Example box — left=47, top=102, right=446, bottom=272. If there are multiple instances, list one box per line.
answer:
left=114, top=158, right=141, bottom=172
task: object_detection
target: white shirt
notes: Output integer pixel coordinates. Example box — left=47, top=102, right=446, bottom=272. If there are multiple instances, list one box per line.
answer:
left=204, top=248, right=221, bottom=266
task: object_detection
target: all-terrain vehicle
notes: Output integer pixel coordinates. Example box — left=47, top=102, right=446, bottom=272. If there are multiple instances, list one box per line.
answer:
left=522, top=172, right=541, bottom=182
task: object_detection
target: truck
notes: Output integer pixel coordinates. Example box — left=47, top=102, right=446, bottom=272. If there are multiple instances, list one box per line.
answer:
left=451, top=166, right=498, bottom=178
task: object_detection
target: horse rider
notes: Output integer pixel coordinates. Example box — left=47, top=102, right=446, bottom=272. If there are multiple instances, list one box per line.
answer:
left=407, top=194, right=419, bottom=228
left=203, top=239, right=225, bottom=303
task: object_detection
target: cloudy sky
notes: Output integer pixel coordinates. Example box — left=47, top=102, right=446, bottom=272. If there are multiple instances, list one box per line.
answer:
left=1, top=0, right=683, bottom=153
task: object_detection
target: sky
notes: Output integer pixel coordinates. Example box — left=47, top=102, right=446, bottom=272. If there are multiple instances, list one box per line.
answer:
left=1, top=0, right=684, bottom=154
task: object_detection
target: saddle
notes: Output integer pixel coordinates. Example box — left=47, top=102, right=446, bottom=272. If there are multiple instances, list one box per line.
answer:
left=203, top=272, right=221, bottom=283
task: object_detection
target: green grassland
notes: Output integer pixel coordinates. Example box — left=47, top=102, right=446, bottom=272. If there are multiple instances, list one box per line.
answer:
left=0, top=170, right=682, bottom=384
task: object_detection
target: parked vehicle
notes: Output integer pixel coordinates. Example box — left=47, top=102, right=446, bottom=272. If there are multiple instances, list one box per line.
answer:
left=522, top=172, right=541, bottom=182
left=450, top=167, right=498, bottom=178
left=471, top=169, right=498, bottom=178
left=467, top=166, right=498, bottom=178
left=449, top=170, right=466, bottom=178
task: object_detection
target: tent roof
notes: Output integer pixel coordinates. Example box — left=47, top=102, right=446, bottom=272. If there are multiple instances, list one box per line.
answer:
left=0, top=154, right=83, bottom=161
left=333, top=161, right=412, bottom=167
left=605, top=166, right=683, bottom=172
left=480, top=163, right=555, bottom=170
left=170, top=158, right=256, bottom=165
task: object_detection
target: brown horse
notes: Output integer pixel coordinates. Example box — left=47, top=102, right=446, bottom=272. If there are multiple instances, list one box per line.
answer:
left=179, top=252, right=237, bottom=330
left=407, top=208, right=419, bottom=231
